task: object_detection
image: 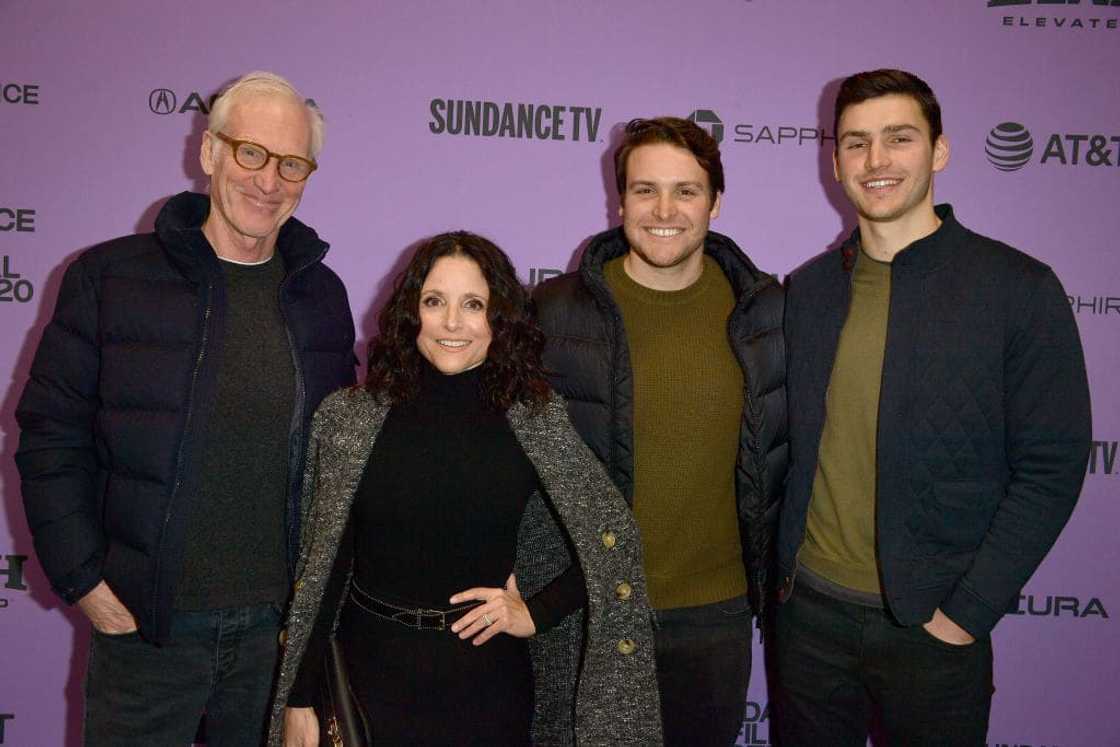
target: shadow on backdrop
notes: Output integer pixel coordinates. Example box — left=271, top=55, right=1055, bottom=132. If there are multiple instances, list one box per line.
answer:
left=4, top=102, right=220, bottom=745
left=1, top=245, right=96, bottom=747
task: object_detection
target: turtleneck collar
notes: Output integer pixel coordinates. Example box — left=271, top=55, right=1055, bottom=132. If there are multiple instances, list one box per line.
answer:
left=418, top=357, right=486, bottom=404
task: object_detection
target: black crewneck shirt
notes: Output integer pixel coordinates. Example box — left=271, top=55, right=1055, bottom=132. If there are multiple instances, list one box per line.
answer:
left=176, top=255, right=293, bottom=610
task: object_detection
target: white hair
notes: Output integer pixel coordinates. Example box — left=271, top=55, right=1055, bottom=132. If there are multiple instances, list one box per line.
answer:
left=208, top=70, right=325, bottom=160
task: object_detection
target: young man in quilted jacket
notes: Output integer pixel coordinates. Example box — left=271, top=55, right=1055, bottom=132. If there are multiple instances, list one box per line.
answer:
left=775, top=68, right=1091, bottom=746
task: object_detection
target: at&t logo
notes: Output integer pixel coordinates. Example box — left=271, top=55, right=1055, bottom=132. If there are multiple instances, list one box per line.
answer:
left=987, top=121, right=1120, bottom=170
left=985, top=122, right=1033, bottom=171
left=688, top=109, right=725, bottom=144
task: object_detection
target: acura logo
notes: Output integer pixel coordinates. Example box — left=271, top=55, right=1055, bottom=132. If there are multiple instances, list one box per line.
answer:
left=149, top=88, right=177, bottom=115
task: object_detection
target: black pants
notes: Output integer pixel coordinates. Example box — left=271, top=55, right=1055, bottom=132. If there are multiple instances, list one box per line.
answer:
left=653, top=594, right=753, bottom=747
left=83, top=603, right=281, bottom=747
left=774, top=581, right=993, bottom=747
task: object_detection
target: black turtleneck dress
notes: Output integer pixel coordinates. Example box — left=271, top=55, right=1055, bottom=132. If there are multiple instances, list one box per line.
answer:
left=290, top=364, right=585, bottom=745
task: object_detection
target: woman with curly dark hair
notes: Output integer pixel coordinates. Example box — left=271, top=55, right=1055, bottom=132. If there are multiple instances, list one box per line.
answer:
left=269, top=232, right=662, bottom=746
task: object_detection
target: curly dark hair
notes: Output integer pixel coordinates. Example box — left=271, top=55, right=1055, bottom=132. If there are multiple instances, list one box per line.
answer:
left=364, top=231, right=551, bottom=412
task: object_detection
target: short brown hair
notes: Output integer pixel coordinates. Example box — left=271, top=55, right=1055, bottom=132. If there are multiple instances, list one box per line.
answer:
left=614, top=117, right=724, bottom=204
left=833, top=69, right=942, bottom=147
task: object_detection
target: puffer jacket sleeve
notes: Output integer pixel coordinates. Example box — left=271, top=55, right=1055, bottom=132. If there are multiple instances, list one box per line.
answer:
left=15, top=255, right=106, bottom=604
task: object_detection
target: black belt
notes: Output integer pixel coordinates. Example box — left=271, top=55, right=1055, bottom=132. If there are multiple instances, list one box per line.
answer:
left=348, top=580, right=480, bottom=632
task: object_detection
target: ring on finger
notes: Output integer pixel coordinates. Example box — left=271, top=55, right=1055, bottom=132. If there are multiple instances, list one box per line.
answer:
left=483, top=613, right=494, bottom=626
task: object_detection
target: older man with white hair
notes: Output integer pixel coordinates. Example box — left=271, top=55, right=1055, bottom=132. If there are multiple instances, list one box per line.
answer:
left=16, top=70, right=355, bottom=745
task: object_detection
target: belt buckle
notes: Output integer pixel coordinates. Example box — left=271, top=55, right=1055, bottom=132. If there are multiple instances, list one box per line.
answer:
left=415, top=607, right=446, bottom=631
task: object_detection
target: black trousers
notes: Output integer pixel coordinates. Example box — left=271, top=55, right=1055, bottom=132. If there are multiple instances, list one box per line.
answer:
left=774, top=581, right=993, bottom=747
left=653, top=594, right=753, bottom=747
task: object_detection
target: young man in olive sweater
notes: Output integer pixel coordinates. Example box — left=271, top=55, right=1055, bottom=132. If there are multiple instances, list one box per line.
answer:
left=534, top=117, right=787, bottom=746
left=776, top=69, right=1090, bottom=745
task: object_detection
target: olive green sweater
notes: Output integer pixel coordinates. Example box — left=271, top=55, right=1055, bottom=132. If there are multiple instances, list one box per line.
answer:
left=800, top=248, right=891, bottom=594
left=605, top=256, right=747, bottom=609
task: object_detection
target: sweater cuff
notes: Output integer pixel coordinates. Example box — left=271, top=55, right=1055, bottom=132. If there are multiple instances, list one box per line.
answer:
left=939, top=581, right=1004, bottom=639
left=526, top=563, right=587, bottom=635
left=287, top=654, right=323, bottom=708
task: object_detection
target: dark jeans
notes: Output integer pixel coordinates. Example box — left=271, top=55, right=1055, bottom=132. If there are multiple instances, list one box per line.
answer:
left=84, top=602, right=282, bottom=747
left=774, top=581, right=993, bottom=747
left=652, top=594, right=753, bottom=747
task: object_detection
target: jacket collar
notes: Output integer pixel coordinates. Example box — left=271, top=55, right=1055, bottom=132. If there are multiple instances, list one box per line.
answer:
left=578, top=225, right=774, bottom=298
left=842, top=203, right=962, bottom=275
left=154, top=191, right=329, bottom=281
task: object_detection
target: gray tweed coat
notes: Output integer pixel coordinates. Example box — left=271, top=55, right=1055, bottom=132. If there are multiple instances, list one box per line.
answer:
left=267, top=387, right=663, bottom=745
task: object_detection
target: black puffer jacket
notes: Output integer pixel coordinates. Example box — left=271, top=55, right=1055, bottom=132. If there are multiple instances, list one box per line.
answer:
left=533, top=227, right=788, bottom=616
left=16, top=192, right=356, bottom=642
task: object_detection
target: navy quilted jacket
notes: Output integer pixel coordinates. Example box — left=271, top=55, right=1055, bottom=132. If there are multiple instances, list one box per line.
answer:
left=15, top=192, right=356, bottom=642
left=779, top=205, right=1091, bottom=637
left=533, top=227, right=788, bottom=618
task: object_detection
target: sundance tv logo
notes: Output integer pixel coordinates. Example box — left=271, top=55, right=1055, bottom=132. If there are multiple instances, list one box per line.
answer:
left=989, top=0, right=1120, bottom=30
left=986, top=121, right=1120, bottom=171
left=428, top=99, right=603, bottom=142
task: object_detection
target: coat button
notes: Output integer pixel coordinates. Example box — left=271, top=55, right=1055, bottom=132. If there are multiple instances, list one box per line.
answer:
left=615, top=582, right=632, bottom=601
left=601, top=531, right=617, bottom=549
left=278, top=628, right=288, bottom=647
left=617, top=638, right=636, bottom=655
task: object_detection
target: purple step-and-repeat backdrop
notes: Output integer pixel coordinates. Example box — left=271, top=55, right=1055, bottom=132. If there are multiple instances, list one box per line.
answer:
left=2, top=2, right=1117, bottom=745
